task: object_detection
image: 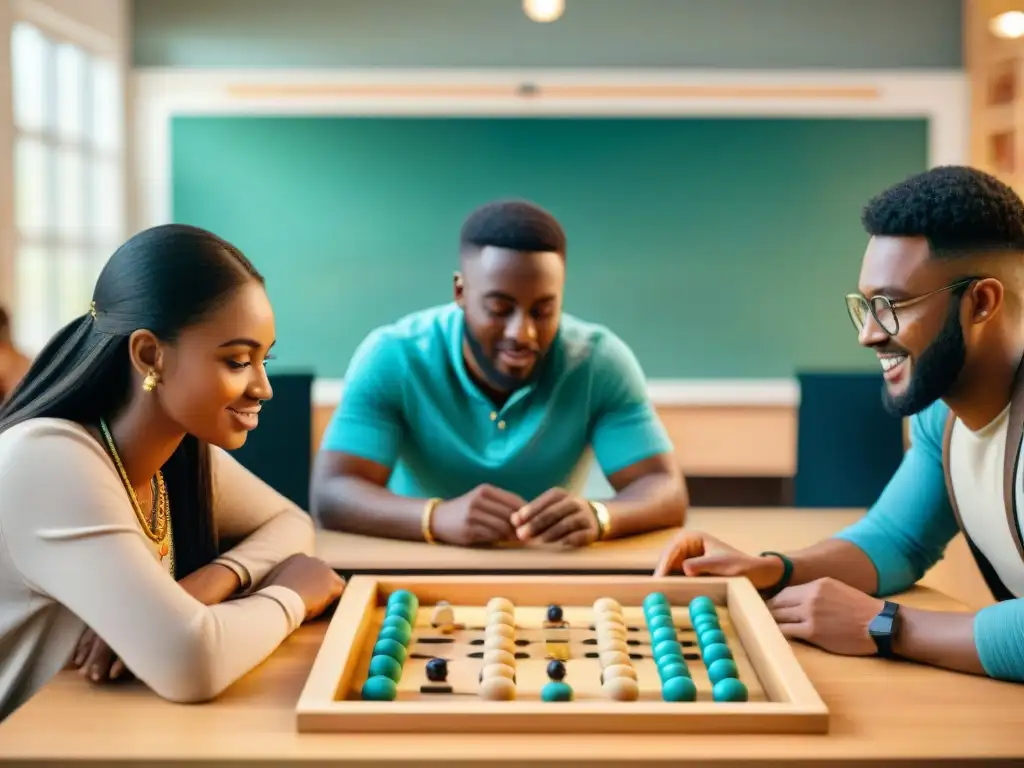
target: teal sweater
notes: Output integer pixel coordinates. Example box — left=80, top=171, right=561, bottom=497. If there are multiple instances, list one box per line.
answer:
left=833, top=399, right=1024, bottom=682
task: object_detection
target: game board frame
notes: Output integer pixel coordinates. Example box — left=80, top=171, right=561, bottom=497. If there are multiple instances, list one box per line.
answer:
left=295, top=575, right=829, bottom=734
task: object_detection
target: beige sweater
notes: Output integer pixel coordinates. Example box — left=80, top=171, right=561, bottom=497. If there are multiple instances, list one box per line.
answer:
left=0, top=418, right=316, bottom=721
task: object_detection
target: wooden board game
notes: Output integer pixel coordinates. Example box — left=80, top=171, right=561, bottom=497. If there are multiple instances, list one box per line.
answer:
left=295, top=575, right=829, bottom=734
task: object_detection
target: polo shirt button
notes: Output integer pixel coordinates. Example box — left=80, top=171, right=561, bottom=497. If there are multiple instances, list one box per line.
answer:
left=497, top=420, right=506, bottom=430
left=490, top=411, right=498, bottom=421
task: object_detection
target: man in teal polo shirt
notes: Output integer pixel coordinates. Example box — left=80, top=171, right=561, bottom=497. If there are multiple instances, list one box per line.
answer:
left=311, top=200, right=688, bottom=548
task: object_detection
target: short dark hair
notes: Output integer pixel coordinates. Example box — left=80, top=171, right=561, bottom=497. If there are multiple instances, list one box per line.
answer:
left=861, top=165, right=1024, bottom=257
left=0, top=223, right=263, bottom=578
left=459, top=199, right=567, bottom=257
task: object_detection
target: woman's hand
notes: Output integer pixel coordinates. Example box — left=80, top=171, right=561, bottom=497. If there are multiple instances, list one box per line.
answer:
left=71, top=626, right=129, bottom=683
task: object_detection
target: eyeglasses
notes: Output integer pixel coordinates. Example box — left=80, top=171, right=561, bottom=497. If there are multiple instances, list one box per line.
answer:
left=845, top=278, right=977, bottom=337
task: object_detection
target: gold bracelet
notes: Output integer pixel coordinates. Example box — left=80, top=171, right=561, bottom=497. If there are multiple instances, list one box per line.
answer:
left=421, top=497, right=442, bottom=544
left=588, top=500, right=611, bottom=541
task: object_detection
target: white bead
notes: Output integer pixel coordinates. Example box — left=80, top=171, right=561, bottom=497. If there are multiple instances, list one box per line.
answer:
left=602, top=663, right=637, bottom=681
left=593, top=597, right=622, bottom=613
left=487, top=610, right=515, bottom=628
left=486, top=597, right=514, bottom=615
left=485, top=623, right=515, bottom=639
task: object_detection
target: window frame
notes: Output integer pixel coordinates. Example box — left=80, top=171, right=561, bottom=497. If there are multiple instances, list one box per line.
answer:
left=10, top=13, right=124, bottom=353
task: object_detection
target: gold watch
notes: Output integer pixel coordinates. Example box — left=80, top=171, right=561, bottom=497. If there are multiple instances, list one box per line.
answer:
left=588, top=500, right=611, bottom=541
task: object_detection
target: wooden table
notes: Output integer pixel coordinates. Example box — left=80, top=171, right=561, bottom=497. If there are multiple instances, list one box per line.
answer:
left=1, top=507, right=1010, bottom=764
left=0, top=585, right=1020, bottom=766
left=316, top=507, right=869, bottom=574
left=316, top=507, right=994, bottom=611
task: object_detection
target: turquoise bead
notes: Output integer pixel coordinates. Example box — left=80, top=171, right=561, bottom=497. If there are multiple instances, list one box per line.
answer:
left=386, top=597, right=411, bottom=610
left=653, top=639, right=683, bottom=659
left=643, top=592, right=670, bottom=611
left=368, top=654, right=403, bottom=682
left=712, top=677, right=748, bottom=702
left=651, top=626, right=678, bottom=646
left=659, top=662, right=690, bottom=681
left=378, top=623, right=412, bottom=646
left=691, top=614, right=720, bottom=632
left=698, top=628, right=727, bottom=648
left=707, top=658, right=739, bottom=685
left=372, top=638, right=408, bottom=664
left=656, top=653, right=686, bottom=670
left=387, top=593, right=415, bottom=610
left=380, top=615, right=412, bottom=643
left=662, top=675, right=698, bottom=702
left=381, top=613, right=412, bottom=633
left=361, top=675, right=398, bottom=701
left=688, top=596, right=717, bottom=617
left=646, top=614, right=675, bottom=633
left=702, top=642, right=733, bottom=666
left=541, top=681, right=574, bottom=702
left=645, top=604, right=673, bottom=622
left=692, top=613, right=718, bottom=626
left=387, top=604, right=416, bottom=624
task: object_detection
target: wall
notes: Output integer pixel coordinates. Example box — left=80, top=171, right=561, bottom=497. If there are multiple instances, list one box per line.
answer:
left=131, top=0, right=963, bottom=70
left=136, top=68, right=968, bottom=378
left=171, top=114, right=929, bottom=380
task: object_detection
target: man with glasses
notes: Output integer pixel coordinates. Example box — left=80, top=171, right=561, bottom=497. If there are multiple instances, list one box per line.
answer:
left=654, top=165, right=1024, bottom=683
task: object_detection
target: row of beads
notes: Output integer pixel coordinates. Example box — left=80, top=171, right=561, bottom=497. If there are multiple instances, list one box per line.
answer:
left=593, top=597, right=639, bottom=701
left=478, top=597, right=518, bottom=700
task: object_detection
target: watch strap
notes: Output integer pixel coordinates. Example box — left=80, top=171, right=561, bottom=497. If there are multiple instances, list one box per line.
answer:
left=757, top=551, right=793, bottom=599
left=870, top=600, right=901, bottom=658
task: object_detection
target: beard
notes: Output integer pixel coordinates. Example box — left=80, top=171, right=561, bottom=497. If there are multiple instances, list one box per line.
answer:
left=882, top=300, right=967, bottom=418
left=462, top=317, right=546, bottom=394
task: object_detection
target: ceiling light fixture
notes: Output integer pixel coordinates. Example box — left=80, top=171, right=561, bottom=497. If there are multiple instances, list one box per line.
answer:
left=523, top=0, right=565, bottom=23
left=990, top=10, right=1024, bottom=39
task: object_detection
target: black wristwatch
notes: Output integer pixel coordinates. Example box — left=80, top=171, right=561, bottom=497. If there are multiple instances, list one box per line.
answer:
left=868, top=600, right=901, bottom=658
left=757, top=551, right=793, bottom=599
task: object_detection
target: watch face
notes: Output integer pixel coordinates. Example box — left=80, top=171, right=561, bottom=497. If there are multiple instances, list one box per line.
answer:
left=869, top=615, right=894, bottom=636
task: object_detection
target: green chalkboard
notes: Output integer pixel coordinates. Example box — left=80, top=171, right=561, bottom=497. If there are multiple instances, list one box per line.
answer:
left=171, top=115, right=928, bottom=379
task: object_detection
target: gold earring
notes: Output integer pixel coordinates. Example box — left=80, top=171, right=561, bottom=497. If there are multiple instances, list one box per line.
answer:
left=142, top=371, right=158, bottom=392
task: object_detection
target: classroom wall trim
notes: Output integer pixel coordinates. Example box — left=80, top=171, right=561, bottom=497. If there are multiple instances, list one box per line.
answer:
left=134, top=67, right=968, bottom=232
left=133, top=67, right=967, bottom=407
left=310, top=378, right=801, bottom=408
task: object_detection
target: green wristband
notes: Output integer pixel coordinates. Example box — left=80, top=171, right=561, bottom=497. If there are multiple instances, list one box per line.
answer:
left=758, top=551, right=793, bottom=599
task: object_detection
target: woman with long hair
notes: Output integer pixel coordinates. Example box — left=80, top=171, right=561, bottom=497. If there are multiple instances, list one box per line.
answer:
left=0, top=224, right=344, bottom=720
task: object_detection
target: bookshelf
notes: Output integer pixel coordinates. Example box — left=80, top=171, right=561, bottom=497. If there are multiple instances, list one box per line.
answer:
left=968, top=1, right=1024, bottom=192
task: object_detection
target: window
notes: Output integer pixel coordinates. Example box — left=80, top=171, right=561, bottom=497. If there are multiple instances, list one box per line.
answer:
left=11, top=21, right=123, bottom=352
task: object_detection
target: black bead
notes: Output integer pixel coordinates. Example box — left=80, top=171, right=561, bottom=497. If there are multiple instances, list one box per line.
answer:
left=426, top=657, right=448, bottom=682
left=546, top=660, right=566, bottom=681
left=546, top=604, right=563, bottom=622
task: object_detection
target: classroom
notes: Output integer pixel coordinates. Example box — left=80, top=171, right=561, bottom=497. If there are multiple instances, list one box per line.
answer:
left=0, top=0, right=1021, bottom=765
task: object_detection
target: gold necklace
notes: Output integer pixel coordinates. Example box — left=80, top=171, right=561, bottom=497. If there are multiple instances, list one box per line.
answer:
left=163, top=501, right=175, bottom=578
left=99, top=418, right=168, bottom=543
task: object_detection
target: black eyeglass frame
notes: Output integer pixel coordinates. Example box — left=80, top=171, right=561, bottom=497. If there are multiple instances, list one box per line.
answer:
left=844, top=278, right=978, bottom=337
